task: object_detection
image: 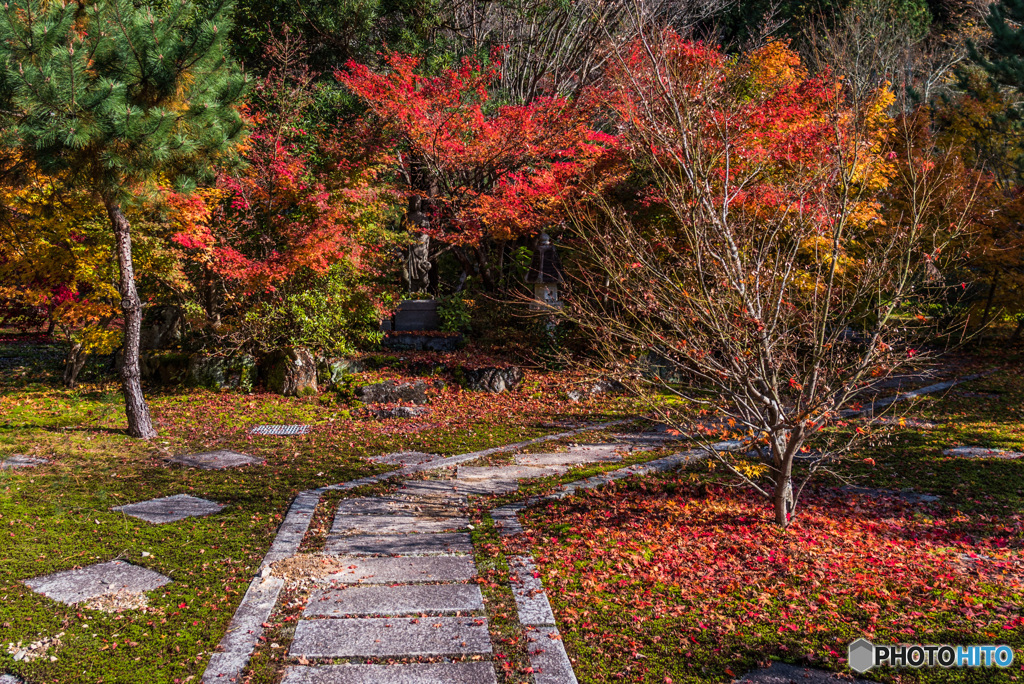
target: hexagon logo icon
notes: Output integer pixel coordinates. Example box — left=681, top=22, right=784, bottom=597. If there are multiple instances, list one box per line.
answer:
left=848, top=638, right=875, bottom=673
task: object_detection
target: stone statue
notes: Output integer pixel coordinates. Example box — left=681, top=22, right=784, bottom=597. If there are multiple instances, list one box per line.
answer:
left=403, top=232, right=431, bottom=293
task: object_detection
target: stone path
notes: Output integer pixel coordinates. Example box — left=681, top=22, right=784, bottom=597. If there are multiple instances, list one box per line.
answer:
left=735, top=662, right=869, bottom=683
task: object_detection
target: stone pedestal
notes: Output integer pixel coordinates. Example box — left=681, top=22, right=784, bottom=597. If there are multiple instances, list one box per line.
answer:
left=394, top=299, right=440, bottom=331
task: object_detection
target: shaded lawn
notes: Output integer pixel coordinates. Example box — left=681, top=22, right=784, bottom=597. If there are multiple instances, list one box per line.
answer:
left=0, top=336, right=626, bottom=683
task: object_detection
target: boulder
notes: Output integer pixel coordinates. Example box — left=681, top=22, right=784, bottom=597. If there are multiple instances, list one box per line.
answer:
left=318, top=357, right=364, bottom=388
left=567, top=379, right=626, bottom=402
left=140, top=305, right=184, bottom=350
left=369, top=405, right=430, bottom=419
left=188, top=354, right=257, bottom=391
left=356, top=380, right=429, bottom=405
left=140, top=352, right=190, bottom=386
left=460, top=366, right=523, bottom=393
left=262, top=347, right=318, bottom=396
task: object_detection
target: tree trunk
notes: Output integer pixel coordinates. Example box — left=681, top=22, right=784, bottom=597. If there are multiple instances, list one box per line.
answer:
left=773, top=473, right=794, bottom=528
left=980, top=275, right=999, bottom=329
left=772, top=428, right=802, bottom=528
left=63, top=339, right=87, bottom=388
left=1011, top=316, right=1024, bottom=344
left=105, top=197, right=157, bottom=439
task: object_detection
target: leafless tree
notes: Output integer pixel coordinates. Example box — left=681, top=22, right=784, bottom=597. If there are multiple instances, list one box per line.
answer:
left=563, top=29, right=978, bottom=527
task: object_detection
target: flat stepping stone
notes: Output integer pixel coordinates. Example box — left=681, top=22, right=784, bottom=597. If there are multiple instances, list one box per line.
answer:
left=335, top=497, right=463, bottom=518
left=282, top=662, right=497, bottom=683
left=370, top=451, right=439, bottom=465
left=324, top=532, right=473, bottom=556
left=457, top=465, right=569, bottom=481
left=249, top=424, right=310, bottom=436
left=289, top=616, right=492, bottom=658
left=0, top=676, right=23, bottom=684
left=736, top=663, right=868, bottom=683
left=304, top=584, right=484, bottom=616
left=515, top=444, right=629, bottom=466
left=943, top=446, right=1023, bottom=459
left=0, top=454, right=48, bottom=470
left=111, top=494, right=225, bottom=524
left=322, top=556, right=476, bottom=584
left=525, top=625, right=578, bottom=684
left=169, top=449, right=264, bottom=470
left=398, top=480, right=518, bottom=497
left=330, top=515, right=469, bottom=536
left=24, top=560, right=170, bottom=605
left=840, top=486, right=940, bottom=503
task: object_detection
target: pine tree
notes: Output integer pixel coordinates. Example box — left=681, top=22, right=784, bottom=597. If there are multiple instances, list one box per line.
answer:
left=973, top=0, right=1024, bottom=90
left=0, top=0, right=246, bottom=438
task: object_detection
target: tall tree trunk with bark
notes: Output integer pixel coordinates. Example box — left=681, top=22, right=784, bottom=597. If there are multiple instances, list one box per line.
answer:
left=105, top=197, right=157, bottom=439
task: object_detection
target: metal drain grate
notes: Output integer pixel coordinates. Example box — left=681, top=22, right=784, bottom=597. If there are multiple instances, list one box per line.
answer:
left=249, top=424, right=311, bottom=436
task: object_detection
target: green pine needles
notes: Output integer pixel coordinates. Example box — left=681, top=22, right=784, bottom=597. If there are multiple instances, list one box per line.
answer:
left=0, top=0, right=247, bottom=438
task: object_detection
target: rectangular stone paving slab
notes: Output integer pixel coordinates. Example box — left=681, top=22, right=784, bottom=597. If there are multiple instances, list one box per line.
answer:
left=369, top=451, right=439, bottom=465
left=289, top=616, right=492, bottom=658
left=457, top=465, right=569, bottom=481
left=112, top=494, right=225, bottom=524
left=323, top=532, right=473, bottom=556
left=397, top=480, right=518, bottom=497
left=322, top=556, right=476, bottom=584
left=304, top=583, right=484, bottom=616
left=282, top=663, right=497, bottom=684
left=0, top=455, right=48, bottom=470
left=169, top=449, right=264, bottom=470
left=24, top=560, right=170, bottom=605
left=515, top=446, right=626, bottom=466
left=334, top=496, right=462, bottom=517
left=330, top=514, right=469, bottom=536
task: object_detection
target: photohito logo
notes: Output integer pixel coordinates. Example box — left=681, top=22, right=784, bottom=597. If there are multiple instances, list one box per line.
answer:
left=848, top=639, right=1015, bottom=673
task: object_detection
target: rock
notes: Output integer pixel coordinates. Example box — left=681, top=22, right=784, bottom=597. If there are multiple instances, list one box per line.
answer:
left=188, top=354, right=257, bottom=391
left=369, top=406, right=430, bottom=419
left=317, top=357, right=363, bottom=388
left=263, top=347, right=318, bottom=396
left=356, top=380, right=429, bottom=404
left=140, top=352, right=190, bottom=386
left=567, top=379, right=626, bottom=402
left=140, top=305, right=184, bottom=350
left=0, top=454, right=49, bottom=470
left=460, top=366, right=523, bottom=393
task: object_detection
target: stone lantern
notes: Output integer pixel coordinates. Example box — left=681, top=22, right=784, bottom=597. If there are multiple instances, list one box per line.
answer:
left=525, top=233, right=565, bottom=311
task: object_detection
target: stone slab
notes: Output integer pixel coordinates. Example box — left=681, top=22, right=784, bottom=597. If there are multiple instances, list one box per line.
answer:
left=322, top=556, right=476, bottom=584
left=335, top=496, right=464, bottom=517
left=943, top=446, right=1023, bottom=459
left=735, top=663, right=869, bottom=683
left=24, top=561, right=170, bottom=605
left=0, top=676, right=23, bottom=684
left=509, top=556, right=555, bottom=626
left=0, top=454, right=48, bottom=470
left=515, top=445, right=626, bottom=466
left=289, top=616, right=492, bottom=658
left=304, top=583, right=484, bottom=616
left=371, top=451, right=439, bottom=465
left=398, top=479, right=519, bottom=497
left=262, top=491, right=321, bottom=568
left=169, top=449, right=264, bottom=470
left=324, top=532, right=473, bottom=556
left=457, top=465, right=569, bottom=481
left=282, top=663, right=497, bottom=684
left=249, top=424, right=310, bottom=436
left=111, top=493, right=225, bottom=524
left=840, top=485, right=940, bottom=503
left=202, top=575, right=284, bottom=683
left=526, top=626, right=578, bottom=684
left=330, top=514, right=469, bottom=536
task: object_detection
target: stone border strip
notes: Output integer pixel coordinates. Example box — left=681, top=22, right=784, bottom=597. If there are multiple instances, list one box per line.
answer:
left=509, top=556, right=577, bottom=684
left=202, top=419, right=630, bottom=683
left=841, top=371, right=995, bottom=418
